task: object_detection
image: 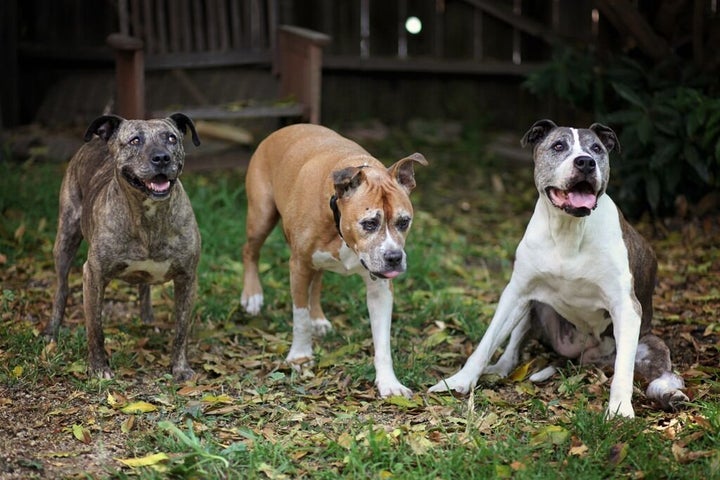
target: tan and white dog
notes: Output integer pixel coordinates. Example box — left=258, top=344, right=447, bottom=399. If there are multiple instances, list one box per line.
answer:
left=430, top=120, right=688, bottom=418
left=241, top=124, right=427, bottom=398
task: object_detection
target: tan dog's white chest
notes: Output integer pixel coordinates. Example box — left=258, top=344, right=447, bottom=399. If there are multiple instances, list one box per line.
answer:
left=121, top=259, right=172, bottom=283
left=311, top=243, right=363, bottom=275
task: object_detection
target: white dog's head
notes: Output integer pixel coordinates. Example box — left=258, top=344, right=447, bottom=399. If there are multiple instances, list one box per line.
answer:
left=522, top=119, right=620, bottom=217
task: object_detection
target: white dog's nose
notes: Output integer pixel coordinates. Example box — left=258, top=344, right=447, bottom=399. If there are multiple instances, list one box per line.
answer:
left=573, top=156, right=596, bottom=175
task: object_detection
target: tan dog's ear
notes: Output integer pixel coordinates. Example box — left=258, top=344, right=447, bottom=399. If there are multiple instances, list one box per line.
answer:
left=388, top=153, right=428, bottom=193
left=333, top=166, right=366, bottom=199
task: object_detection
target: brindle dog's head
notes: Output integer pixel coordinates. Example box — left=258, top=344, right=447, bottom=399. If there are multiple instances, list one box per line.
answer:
left=332, top=153, right=427, bottom=279
left=521, top=119, right=620, bottom=217
left=84, top=113, right=201, bottom=200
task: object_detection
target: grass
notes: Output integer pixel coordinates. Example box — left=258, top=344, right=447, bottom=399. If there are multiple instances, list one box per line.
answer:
left=1, top=124, right=719, bottom=479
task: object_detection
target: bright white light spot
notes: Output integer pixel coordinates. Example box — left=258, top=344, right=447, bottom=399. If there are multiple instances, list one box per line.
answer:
left=405, top=16, right=422, bottom=35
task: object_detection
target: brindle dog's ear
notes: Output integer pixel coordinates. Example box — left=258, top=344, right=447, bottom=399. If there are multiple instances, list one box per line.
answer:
left=521, top=119, right=558, bottom=148
left=84, top=115, right=124, bottom=142
left=589, top=122, right=621, bottom=154
left=387, top=152, right=428, bottom=193
left=168, top=112, right=201, bottom=146
left=333, top=167, right=366, bottom=199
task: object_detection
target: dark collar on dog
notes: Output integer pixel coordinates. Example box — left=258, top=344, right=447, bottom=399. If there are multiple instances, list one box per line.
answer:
left=330, top=194, right=343, bottom=238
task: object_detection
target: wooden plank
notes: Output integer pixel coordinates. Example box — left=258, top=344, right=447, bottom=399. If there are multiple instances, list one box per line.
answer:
left=145, top=50, right=272, bottom=70
left=462, top=0, right=559, bottom=44
left=152, top=103, right=305, bottom=120
left=324, top=54, right=543, bottom=75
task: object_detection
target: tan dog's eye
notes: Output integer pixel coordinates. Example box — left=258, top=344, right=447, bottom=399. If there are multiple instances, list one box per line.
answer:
left=168, top=134, right=177, bottom=144
left=360, top=218, right=380, bottom=232
left=129, top=137, right=141, bottom=146
left=396, top=217, right=411, bottom=231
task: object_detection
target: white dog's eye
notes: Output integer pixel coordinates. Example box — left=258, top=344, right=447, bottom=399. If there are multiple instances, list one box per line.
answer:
left=168, top=134, right=177, bottom=144
left=591, top=143, right=602, bottom=153
left=552, top=141, right=565, bottom=152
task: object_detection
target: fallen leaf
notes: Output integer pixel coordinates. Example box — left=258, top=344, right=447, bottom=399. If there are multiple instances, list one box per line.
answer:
left=384, top=395, right=420, bottom=409
left=257, top=461, right=289, bottom=480
left=116, top=452, right=169, bottom=468
left=407, top=432, right=433, bottom=455
left=530, top=425, right=569, bottom=446
left=11, top=365, right=23, bottom=378
left=121, top=401, right=157, bottom=414
left=72, top=424, right=91, bottom=444
left=121, top=416, right=135, bottom=434
left=608, top=442, right=628, bottom=466
left=508, top=360, right=534, bottom=382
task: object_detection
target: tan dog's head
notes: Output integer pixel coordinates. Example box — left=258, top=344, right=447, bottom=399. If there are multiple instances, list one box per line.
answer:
left=332, top=153, right=427, bottom=279
left=84, top=113, right=201, bottom=201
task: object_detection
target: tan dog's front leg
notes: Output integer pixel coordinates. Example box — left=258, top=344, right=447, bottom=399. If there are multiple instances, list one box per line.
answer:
left=82, top=259, right=112, bottom=379
left=171, top=274, right=197, bottom=381
left=365, top=275, right=412, bottom=398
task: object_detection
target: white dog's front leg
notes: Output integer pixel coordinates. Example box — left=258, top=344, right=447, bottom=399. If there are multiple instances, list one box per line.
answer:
left=286, top=306, right=315, bottom=370
left=605, top=299, right=641, bottom=419
left=365, top=276, right=412, bottom=398
left=429, top=280, right=530, bottom=394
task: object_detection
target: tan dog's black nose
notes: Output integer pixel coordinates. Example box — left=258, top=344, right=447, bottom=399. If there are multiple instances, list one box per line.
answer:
left=384, top=250, right=403, bottom=267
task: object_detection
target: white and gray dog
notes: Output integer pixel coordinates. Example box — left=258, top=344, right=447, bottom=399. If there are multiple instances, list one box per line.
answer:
left=430, top=119, right=688, bottom=418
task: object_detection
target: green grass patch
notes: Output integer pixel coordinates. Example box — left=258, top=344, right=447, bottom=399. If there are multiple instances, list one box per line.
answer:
left=0, top=126, right=718, bottom=479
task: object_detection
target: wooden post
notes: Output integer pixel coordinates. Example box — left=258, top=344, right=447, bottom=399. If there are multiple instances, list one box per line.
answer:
left=277, top=26, right=330, bottom=124
left=106, top=33, right=145, bottom=120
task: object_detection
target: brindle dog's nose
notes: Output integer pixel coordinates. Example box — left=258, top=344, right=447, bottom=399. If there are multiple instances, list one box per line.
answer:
left=574, top=156, right=596, bottom=175
left=384, top=250, right=403, bottom=267
left=151, top=151, right=171, bottom=166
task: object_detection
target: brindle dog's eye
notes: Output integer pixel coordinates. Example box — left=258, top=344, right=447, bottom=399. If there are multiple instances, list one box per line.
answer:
left=552, top=141, right=564, bottom=151
left=396, top=217, right=410, bottom=231
left=591, top=143, right=602, bottom=154
left=168, top=134, right=177, bottom=144
left=360, top=218, right=380, bottom=232
left=129, top=137, right=141, bottom=146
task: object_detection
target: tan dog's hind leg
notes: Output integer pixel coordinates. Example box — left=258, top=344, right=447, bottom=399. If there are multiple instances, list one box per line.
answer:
left=308, top=270, right=332, bottom=336
left=241, top=170, right=279, bottom=316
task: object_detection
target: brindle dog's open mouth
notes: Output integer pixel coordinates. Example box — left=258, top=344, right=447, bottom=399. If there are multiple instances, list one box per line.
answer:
left=546, top=181, right=597, bottom=217
left=122, top=167, right=175, bottom=199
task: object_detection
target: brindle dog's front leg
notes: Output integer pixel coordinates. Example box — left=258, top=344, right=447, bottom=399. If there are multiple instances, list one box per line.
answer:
left=82, top=257, right=112, bottom=379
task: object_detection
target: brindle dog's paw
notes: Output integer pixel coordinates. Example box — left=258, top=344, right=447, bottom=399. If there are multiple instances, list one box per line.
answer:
left=172, top=365, right=196, bottom=382
left=89, top=363, right=114, bottom=380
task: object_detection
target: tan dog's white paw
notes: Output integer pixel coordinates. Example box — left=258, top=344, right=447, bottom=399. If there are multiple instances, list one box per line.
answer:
left=241, top=293, right=263, bottom=316
left=376, top=378, right=413, bottom=399
left=311, top=318, right=333, bottom=337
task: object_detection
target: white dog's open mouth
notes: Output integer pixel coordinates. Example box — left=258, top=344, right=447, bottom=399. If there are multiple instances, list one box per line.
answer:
left=122, top=168, right=175, bottom=199
left=546, top=181, right=598, bottom=216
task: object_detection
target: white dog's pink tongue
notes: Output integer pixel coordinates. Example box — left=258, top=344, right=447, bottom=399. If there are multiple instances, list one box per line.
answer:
left=568, top=191, right=596, bottom=209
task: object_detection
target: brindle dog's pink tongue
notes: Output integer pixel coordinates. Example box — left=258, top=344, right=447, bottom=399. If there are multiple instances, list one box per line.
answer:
left=568, top=191, right=596, bottom=209
left=147, top=179, right=170, bottom=192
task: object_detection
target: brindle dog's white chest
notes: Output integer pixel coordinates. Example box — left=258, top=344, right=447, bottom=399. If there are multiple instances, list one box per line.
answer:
left=121, top=259, right=172, bottom=283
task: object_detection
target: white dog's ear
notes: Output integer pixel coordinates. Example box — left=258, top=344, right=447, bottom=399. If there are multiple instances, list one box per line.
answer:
left=332, top=166, right=367, bottom=199
left=589, top=123, right=621, bottom=154
left=388, top=152, right=428, bottom=193
left=521, top=119, right=558, bottom=148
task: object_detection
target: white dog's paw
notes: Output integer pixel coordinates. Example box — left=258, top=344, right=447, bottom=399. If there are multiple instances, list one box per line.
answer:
left=241, top=293, right=263, bottom=316
left=311, top=318, right=333, bottom=337
left=376, top=378, right=413, bottom=399
left=605, top=401, right=635, bottom=420
left=662, top=389, right=689, bottom=411
left=428, top=372, right=476, bottom=395
left=528, top=365, right=557, bottom=383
